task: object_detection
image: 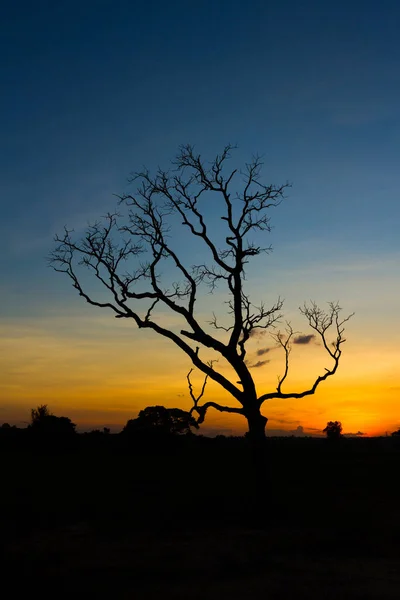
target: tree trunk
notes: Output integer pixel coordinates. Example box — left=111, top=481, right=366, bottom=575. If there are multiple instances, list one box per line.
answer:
left=246, top=411, right=268, bottom=474
left=245, top=409, right=269, bottom=519
left=247, top=412, right=268, bottom=445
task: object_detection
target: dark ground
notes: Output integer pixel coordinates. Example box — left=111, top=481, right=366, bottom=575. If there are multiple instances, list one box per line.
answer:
left=1, top=435, right=399, bottom=598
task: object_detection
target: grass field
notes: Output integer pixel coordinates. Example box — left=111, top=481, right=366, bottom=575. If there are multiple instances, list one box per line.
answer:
left=1, top=436, right=399, bottom=598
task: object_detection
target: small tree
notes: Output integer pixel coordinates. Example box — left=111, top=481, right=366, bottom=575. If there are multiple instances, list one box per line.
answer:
left=30, top=405, right=76, bottom=436
left=31, top=404, right=51, bottom=424
left=50, top=145, right=353, bottom=445
left=323, top=420, right=343, bottom=440
left=391, top=429, right=400, bottom=437
left=123, top=405, right=199, bottom=438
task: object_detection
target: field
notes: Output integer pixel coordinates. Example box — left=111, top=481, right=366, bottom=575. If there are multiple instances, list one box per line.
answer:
left=1, top=436, right=399, bottom=598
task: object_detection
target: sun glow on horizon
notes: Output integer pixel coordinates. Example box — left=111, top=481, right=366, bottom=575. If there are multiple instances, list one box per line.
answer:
left=1, top=309, right=399, bottom=437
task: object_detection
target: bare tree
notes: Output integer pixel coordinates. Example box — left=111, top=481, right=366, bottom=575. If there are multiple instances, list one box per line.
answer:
left=50, top=145, right=353, bottom=445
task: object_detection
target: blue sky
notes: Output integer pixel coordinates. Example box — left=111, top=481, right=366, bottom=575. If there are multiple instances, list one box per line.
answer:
left=1, top=0, right=400, bottom=432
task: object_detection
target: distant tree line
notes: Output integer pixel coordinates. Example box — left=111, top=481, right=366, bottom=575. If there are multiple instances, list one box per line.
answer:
left=0, top=404, right=201, bottom=452
left=1, top=407, right=399, bottom=453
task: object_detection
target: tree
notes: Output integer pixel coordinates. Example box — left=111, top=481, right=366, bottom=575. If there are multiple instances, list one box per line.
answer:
left=50, top=145, right=353, bottom=446
left=30, top=404, right=76, bottom=436
left=323, top=421, right=343, bottom=440
left=123, top=405, right=199, bottom=438
left=31, top=404, right=51, bottom=424
left=391, top=429, right=400, bottom=437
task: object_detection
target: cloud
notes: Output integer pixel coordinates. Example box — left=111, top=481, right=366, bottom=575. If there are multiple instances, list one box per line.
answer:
left=248, top=359, right=270, bottom=369
left=273, top=418, right=301, bottom=425
left=289, top=425, right=305, bottom=436
left=248, top=329, right=267, bottom=338
left=293, top=334, right=316, bottom=345
left=256, top=347, right=271, bottom=356
left=269, top=419, right=323, bottom=437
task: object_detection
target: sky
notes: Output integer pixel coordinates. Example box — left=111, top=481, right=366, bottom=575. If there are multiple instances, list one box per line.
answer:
left=1, top=0, right=400, bottom=436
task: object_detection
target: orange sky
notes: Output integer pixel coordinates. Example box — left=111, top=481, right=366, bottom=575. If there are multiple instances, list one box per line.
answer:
left=1, top=285, right=399, bottom=436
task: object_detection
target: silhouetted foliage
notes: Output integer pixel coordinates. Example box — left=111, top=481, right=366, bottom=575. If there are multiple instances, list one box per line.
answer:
left=85, top=427, right=112, bottom=439
left=123, top=405, right=199, bottom=440
left=391, top=428, right=400, bottom=437
left=0, top=422, right=21, bottom=450
left=323, top=421, right=343, bottom=440
left=81, top=427, right=114, bottom=451
left=31, top=404, right=51, bottom=424
left=1, top=422, right=17, bottom=430
left=29, top=405, right=76, bottom=448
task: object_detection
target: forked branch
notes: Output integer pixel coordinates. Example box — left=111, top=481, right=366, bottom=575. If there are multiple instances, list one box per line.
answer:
left=258, top=302, right=353, bottom=404
left=270, top=323, right=298, bottom=393
left=187, top=367, right=243, bottom=424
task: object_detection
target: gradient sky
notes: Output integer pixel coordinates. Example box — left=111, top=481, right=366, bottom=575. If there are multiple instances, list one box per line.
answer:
left=1, top=0, right=400, bottom=435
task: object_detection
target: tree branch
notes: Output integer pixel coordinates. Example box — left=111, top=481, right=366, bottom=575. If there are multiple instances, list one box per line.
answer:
left=187, top=365, right=243, bottom=424
left=258, top=302, right=353, bottom=404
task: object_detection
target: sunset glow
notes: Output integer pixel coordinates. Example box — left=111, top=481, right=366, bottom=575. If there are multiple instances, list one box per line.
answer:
left=1, top=1, right=399, bottom=437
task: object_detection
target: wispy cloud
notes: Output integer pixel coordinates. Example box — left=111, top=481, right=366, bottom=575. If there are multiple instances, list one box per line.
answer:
left=248, top=329, right=267, bottom=338
left=246, top=359, right=270, bottom=369
left=289, top=425, right=305, bottom=436
left=293, top=334, right=316, bottom=345
left=256, top=347, right=271, bottom=356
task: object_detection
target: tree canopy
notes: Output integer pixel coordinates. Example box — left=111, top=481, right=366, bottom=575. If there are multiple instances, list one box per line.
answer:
left=123, top=406, right=199, bottom=437
left=323, top=421, right=343, bottom=440
left=30, top=404, right=76, bottom=436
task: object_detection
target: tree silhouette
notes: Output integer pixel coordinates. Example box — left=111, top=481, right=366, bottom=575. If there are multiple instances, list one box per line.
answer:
left=323, top=421, right=343, bottom=440
left=123, top=405, right=199, bottom=438
left=391, top=428, right=400, bottom=437
left=30, top=404, right=76, bottom=436
left=31, top=404, right=51, bottom=424
left=50, top=145, right=353, bottom=445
